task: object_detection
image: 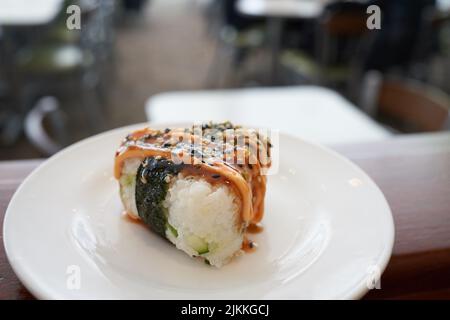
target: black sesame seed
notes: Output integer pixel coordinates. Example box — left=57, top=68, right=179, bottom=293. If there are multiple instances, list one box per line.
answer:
left=212, top=174, right=221, bottom=179
left=194, top=151, right=202, bottom=158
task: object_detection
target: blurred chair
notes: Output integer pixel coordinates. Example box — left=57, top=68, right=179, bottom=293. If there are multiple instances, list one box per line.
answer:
left=24, top=96, right=68, bottom=155
left=361, top=72, right=450, bottom=133
left=280, top=2, right=367, bottom=94
left=410, top=6, right=450, bottom=72
left=411, top=7, right=450, bottom=93
left=206, top=0, right=266, bottom=87
left=14, top=0, right=113, bottom=139
left=121, top=0, right=148, bottom=12
left=16, top=43, right=105, bottom=129
left=362, top=0, right=436, bottom=75
left=0, top=100, right=22, bottom=147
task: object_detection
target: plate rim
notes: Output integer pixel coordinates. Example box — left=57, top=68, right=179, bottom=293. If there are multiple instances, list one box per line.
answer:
left=3, top=122, right=395, bottom=300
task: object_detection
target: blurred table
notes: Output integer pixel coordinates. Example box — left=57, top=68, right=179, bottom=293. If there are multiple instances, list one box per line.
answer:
left=237, top=0, right=327, bottom=19
left=437, top=0, right=450, bottom=12
left=1, top=132, right=450, bottom=299
left=334, top=133, right=450, bottom=299
left=0, top=0, right=63, bottom=26
left=236, top=0, right=330, bottom=82
left=146, top=86, right=391, bottom=145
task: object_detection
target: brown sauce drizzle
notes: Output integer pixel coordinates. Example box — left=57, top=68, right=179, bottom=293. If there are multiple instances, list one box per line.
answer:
left=247, top=223, right=264, bottom=234
left=121, top=211, right=143, bottom=225
left=182, top=165, right=230, bottom=187
left=242, top=237, right=258, bottom=253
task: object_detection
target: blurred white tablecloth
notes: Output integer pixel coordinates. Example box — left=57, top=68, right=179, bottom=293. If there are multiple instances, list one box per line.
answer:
left=0, top=0, right=63, bottom=26
left=146, top=86, right=391, bottom=146
left=237, top=0, right=328, bottom=19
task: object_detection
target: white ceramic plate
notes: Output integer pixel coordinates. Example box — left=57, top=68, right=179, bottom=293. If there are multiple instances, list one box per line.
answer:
left=4, top=123, right=394, bottom=299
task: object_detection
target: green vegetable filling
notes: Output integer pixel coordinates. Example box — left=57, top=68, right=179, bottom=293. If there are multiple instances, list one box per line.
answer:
left=167, top=223, right=178, bottom=238
left=186, top=234, right=209, bottom=255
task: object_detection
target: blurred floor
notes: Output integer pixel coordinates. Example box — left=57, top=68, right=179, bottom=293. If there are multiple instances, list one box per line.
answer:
left=108, top=0, right=214, bottom=127
left=0, top=0, right=214, bottom=160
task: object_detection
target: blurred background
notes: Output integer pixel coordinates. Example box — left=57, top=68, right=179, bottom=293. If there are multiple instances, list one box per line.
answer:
left=0, top=0, right=449, bottom=159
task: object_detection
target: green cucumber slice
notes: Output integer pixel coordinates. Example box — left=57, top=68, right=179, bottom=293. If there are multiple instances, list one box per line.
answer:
left=186, top=234, right=209, bottom=255
left=167, top=223, right=178, bottom=238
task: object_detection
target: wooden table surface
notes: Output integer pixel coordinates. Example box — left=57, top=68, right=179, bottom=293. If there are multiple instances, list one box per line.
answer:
left=1, top=132, right=450, bottom=300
